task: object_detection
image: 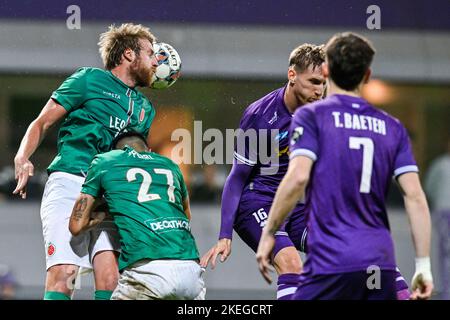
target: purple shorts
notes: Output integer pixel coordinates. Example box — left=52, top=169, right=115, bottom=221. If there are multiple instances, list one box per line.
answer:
left=234, top=195, right=307, bottom=257
left=293, top=270, right=397, bottom=300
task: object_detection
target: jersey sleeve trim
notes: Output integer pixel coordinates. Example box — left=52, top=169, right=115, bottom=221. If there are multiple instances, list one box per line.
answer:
left=50, top=94, right=72, bottom=112
left=394, top=165, right=419, bottom=178
left=234, top=152, right=257, bottom=166
left=80, top=186, right=101, bottom=198
left=289, top=149, right=317, bottom=161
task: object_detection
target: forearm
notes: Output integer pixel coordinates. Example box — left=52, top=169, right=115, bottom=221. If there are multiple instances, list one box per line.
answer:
left=219, top=164, right=252, bottom=239
left=218, top=180, right=241, bottom=239
left=404, top=191, right=432, bottom=258
left=16, top=119, right=47, bottom=159
left=69, top=194, right=96, bottom=236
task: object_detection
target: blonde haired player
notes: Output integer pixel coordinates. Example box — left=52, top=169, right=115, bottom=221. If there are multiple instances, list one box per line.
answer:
left=13, top=23, right=158, bottom=300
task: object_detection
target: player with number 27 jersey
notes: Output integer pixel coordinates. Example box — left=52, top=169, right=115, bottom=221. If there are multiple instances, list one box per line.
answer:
left=81, top=146, right=199, bottom=271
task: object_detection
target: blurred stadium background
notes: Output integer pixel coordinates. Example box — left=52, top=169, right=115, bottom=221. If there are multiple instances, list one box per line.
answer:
left=0, top=0, right=449, bottom=299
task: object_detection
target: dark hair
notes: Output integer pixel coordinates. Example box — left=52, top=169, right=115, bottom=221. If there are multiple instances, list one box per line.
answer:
left=289, top=43, right=325, bottom=73
left=325, top=32, right=376, bottom=91
left=112, top=131, right=147, bottom=150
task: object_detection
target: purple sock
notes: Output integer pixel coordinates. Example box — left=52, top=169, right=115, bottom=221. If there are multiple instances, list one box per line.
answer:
left=277, top=273, right=300, bottom=300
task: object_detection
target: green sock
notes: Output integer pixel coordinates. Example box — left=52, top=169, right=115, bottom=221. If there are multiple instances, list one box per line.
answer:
left=94, top=290, right=113, bottom=300
left=44, top=291, right=71, bottom=300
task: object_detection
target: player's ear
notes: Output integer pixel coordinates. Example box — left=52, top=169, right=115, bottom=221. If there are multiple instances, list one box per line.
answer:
left=287, top=67, right=296, bottom=85
left=321, top=62, right=329, bottom=78
left=123, top=48, right=135, bottom=63
left=363, top=68, right=372, bottom=84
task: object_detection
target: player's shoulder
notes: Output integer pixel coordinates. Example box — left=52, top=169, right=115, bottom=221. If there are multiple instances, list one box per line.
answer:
left=149, top=152, right=179, bottom=168
left=245, top=86, right=283, bottom=115
left=242, top=86, right=284, bottom=126
left=71, top=67, right=108, bottom=79
left=376, top=108, right=402, bottom=126
left=364, top=102, right=407, bottom=132
left=71, top=66, right=96, bottom=74
left=93, top=149, right=124, bottom=164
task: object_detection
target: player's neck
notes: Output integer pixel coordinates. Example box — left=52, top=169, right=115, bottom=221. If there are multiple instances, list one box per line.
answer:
left=283, top=87, right=302, bottom=114
left=327, top=81, right=362, bottom=98
left=110, top=66, right=137, bottom=88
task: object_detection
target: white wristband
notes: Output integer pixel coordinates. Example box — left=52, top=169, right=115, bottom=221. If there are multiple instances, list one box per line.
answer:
left=414, top=256, right=433, bottom=282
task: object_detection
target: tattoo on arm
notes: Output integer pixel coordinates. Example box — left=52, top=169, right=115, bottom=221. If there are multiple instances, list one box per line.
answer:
left=73, top=198, right=88, bottom=221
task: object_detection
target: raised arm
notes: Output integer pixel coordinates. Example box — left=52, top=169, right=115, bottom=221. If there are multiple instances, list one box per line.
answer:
left=69, top=193, right=105, bottom=236
left=397, top=172, right=434, bottom=299
left=13, top=99, right=67, bottom=199
left=200, top=161, right=253, bottom=269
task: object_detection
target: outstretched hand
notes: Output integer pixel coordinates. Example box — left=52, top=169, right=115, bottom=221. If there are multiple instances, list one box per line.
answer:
left=200, top=238, right=232, bottom=270
left=256, top=230, right=276, bottom=285
left=13, top=156, right=34, bottom=199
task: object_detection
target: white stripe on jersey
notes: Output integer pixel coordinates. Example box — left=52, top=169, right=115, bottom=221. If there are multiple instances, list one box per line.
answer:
left=289, top=148, right=317, bottom=161
left=234, top=152, right=257, bottom=166
left=394, top=165, right=419, bottom=178
left=277, top=287, right=297, bottom=299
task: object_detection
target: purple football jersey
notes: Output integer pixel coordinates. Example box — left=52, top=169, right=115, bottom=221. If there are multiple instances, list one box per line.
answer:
left=289, top=94, right=418, bottom=275
left=235, top=86, right=296, bottom=198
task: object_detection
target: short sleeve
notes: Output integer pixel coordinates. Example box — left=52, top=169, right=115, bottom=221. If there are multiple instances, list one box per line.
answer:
left=81, top=156, right=106, bottom=198
left=393, top=125, right=419, bottom=178
left=233, top=111, right=259, bottom=167
left=289, top=107, right=319, bottom=161
left=51, top=67, right=89, bottom=112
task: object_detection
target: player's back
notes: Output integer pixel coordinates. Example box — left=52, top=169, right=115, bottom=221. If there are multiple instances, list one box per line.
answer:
left=87, top=146, right=199, bottom=270
left=291, top=94, right=418, bottom=275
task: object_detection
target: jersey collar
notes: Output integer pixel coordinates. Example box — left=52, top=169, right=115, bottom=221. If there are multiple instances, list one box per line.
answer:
left=107, top=70, right=138, bottom=94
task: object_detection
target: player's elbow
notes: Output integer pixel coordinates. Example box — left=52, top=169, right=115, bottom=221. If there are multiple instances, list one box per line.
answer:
left=69, top=220, right=83, bottom=237
left=292, top=172, right=309, bottom=190
left=37, top=117, right=57, bottom=132
left=402, top=183, right=427, bottom=204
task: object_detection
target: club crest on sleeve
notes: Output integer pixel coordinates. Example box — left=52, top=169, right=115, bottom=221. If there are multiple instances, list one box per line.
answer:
left=290, top=126, right=304, bottom=145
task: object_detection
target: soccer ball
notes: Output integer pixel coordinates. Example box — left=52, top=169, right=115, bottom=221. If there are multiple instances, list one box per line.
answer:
left=150, top=42, right=182, bottom=89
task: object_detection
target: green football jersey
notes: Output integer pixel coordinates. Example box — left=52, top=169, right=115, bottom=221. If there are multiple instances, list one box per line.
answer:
left=48, top=67, right=156, bottom=176
left=81, top=146, right=199, bottom=271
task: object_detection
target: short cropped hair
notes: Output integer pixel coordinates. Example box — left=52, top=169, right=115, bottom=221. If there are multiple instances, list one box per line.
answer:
left=98, top=23, right=156, bottom=70
left=289, top=44, right=325, bottom=72
left=325, top=32, right=376, bottom=91
left=112, top=131, right=148, bottom=150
